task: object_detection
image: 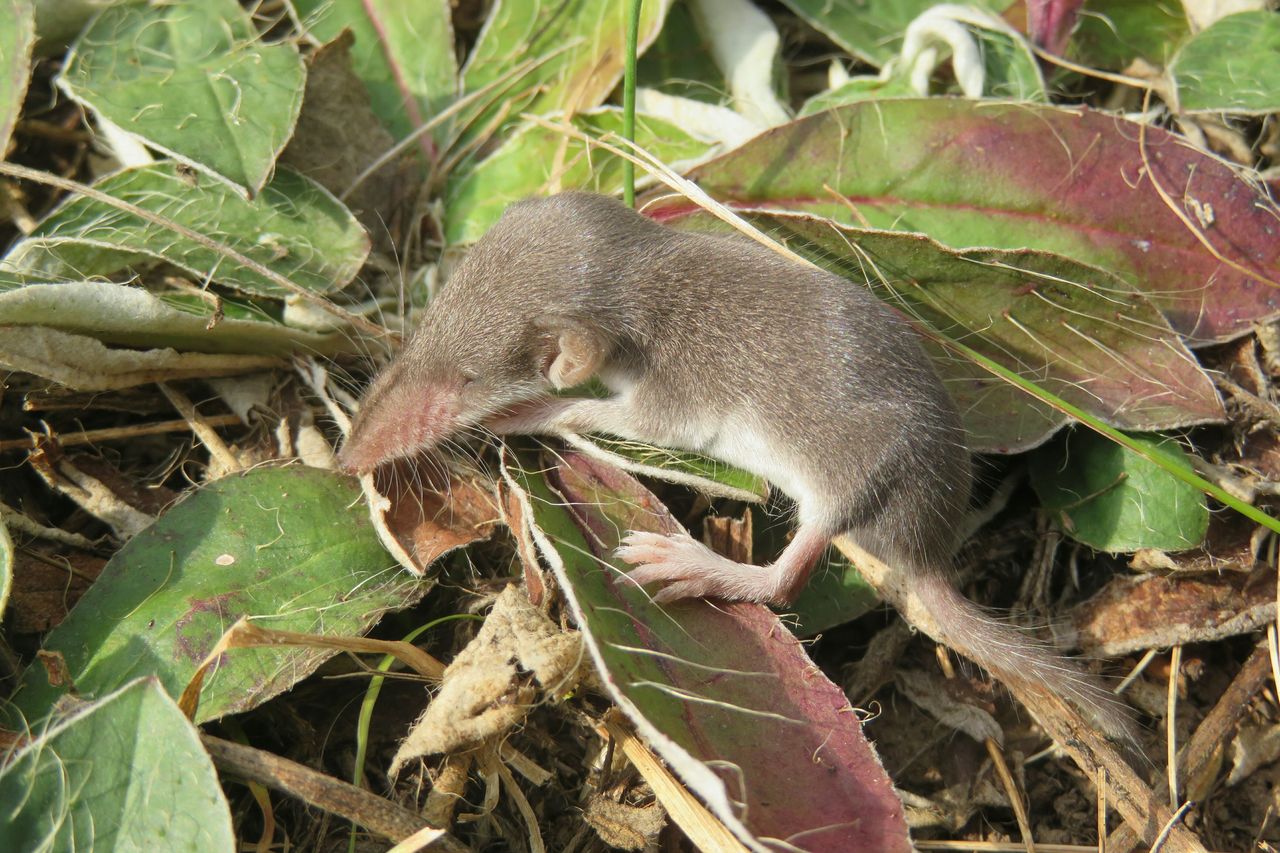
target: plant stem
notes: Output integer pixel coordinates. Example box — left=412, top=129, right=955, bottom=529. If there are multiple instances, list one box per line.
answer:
left=622, top=0, right=643, bottom=207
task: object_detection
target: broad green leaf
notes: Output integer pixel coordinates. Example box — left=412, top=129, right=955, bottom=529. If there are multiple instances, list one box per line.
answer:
left=445, top=108, right=711, bottom=245
left=0, top=278, right=354, bottom=355
left=59, top=0, right=304, bottom=195
left=1070, top=0, right=1189, bottom=70
left=0, top=514, right=11, bottom=623
left=509, top=451, right=911, bottom=850
left=776, top=0, right=1014, bottom=66
left=1031, top=430, right=1209, bottom=551
left=1171, top=10, right=1280, bottom=114
left=635, top=0, right=727, bottom=104
left=9, top=467, right=427, bottom=724
left=0, top=0, right=34, bottom=153
left=456, top=0, right=672, bottom=150
left=291, top=0, right=457, bottom=141
left=3, top=164, right=370, bottom=300
left=800, top=75, right=918, bottom=116
left=971, top=19, right=1046, bottom=100
left=669, top=99, right=1280, bottom=345
left=0, top=679, right=233, bottom=852
left=790, top=555, right=880, bottom=636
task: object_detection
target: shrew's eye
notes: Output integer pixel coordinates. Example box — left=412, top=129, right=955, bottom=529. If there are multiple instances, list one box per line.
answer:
left=459, top=371, right=478, bottom=387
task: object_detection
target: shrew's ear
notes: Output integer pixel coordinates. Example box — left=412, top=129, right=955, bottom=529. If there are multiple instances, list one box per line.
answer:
left=533, top=316, right=604, bottom=390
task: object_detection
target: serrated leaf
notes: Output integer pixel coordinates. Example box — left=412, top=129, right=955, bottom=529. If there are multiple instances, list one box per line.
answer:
left=508, top=451, right=911, bottom=850
left=667, top=99, right=1280, bottom=345
left=1171, top=10, right=1280, bottom=114
left=0, top=679, right=234, bottom=852
left=1031, top=429, right=1209, bottom=551
left=291, top=0, right=457, bottom=142
left=445, top=108, right=711, bottom=245
left=456, top=0, right=672, bottom=151
left=1070, top=0, right=1189, bottom=71
left=0, top=0, right=34, bottom=154
left=59, top=0, right=304, bottom=195
left=9, top=467, right=427, bottom=724
left=776, top=0, right=1014, bottom=66
left=3, top=164, right=369, bottom=300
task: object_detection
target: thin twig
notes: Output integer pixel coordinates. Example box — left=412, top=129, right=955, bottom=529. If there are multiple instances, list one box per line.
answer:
left=201, top=735, right=464, bottom=850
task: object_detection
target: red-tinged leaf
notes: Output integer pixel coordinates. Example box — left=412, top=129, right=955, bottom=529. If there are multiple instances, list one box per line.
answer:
left=1027, top=0, right=1083, bottom=53
left=505, top=451, right=910, bottom=852
left=655, top=99, right=1280, bottom=345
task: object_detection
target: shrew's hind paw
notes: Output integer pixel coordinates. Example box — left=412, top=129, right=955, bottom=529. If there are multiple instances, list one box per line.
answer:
left=616, top=531, right=781, bottom=604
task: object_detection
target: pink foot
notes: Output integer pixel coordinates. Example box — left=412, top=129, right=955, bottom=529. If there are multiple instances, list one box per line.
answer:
left=616, top=531, right=784, bottom=604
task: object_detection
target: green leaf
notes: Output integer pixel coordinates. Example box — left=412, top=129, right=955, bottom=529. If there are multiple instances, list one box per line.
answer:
left=291, top=0, right=457, bottom=142
left=3, top=164, right=370, bottom=300
left=1031, top=429, right=1209, bottom=552
left=971, top=19, right=1045, bottom=100
left=444, top=108, right=711, bottom=245
left=776, top=0, right=1013, bottom=66
left=0, top=0, right=34, bottom=154
left=635, top=0, right=727, bottom=104
left=59, top=0, right=304, bottom=195
left=456, top=0, right=672, bottom=151
left=0, top=678, right=234, bottom=852
left=799, top=75, right=918, bottom=117
left=1070, top=0, right=1189, bottom=71
left=567, top=434, right=768, bottom=502
left=789, top=555, right=880, bottom=636
left=9, top=467, right=428, bottom=724
left=1171, top=10, right=1280, bottom=114
left=0, top=277, right=354, bottom=355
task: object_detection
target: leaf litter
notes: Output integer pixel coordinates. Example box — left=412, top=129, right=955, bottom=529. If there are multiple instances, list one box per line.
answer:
left=3, top=1, right=1280, bottom=851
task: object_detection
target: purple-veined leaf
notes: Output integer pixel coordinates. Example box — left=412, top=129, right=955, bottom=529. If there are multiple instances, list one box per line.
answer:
left=505, top=450, right=911, bottom=852
left=660, top=98, right=1280, bottom=345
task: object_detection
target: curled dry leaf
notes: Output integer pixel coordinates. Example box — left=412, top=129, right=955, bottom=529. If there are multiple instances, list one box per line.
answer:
left=365, top=456, right=498, bottom=575
left=894, top=667, right=1004, bottom=746
left=584, top=796, right=667, bottom=852
left=390, top=585, right=584, bottom=773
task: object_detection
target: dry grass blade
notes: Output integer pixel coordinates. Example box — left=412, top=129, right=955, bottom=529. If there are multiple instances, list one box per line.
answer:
left=179, top=617, right=444, bottom=718
left=599, top=712, right=749, bottom=853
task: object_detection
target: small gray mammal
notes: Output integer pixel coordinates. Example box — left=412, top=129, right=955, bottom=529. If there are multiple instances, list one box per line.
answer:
left=342, top=192, right=1132, bottom=740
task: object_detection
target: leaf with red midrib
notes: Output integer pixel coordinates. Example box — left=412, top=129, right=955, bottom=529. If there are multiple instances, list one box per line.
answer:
left=651, top=99, right=1280, bottom=346
left=509, top=450, right=911, bottom=852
